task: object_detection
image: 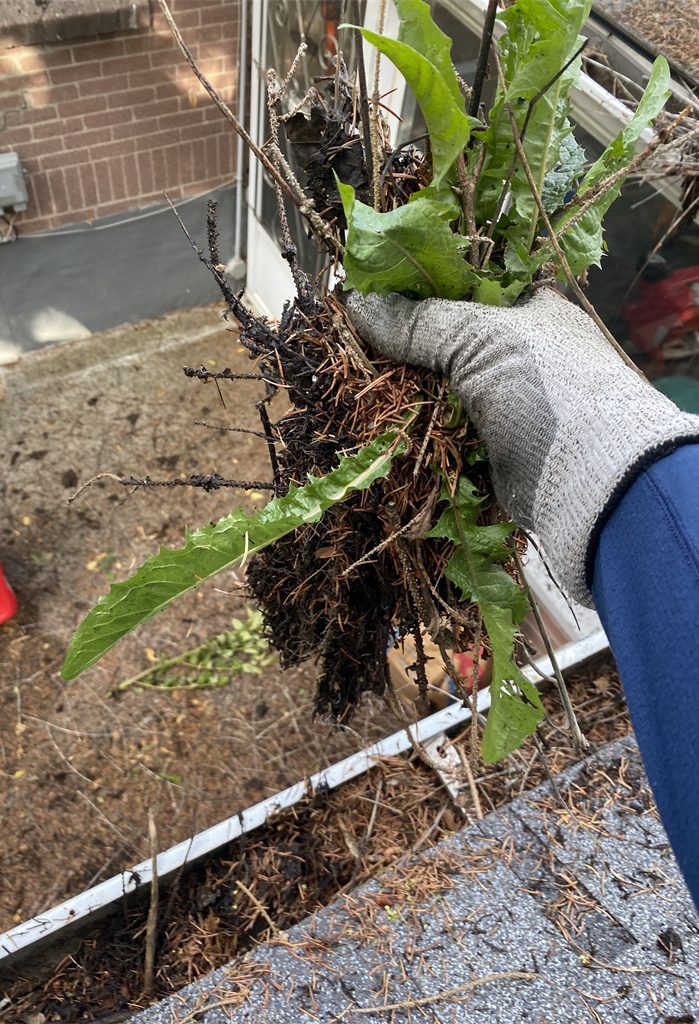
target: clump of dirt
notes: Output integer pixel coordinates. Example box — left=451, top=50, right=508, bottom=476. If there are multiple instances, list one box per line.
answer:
left=3, top=659, right=631, bottom=1022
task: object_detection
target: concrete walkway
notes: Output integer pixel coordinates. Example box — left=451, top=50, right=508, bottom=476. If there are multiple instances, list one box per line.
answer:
left=131, top=735, right=699, bottom=1023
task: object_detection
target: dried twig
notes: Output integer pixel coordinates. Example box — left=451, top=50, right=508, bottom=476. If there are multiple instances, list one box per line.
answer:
left=370, top=0, right=387, bottom=209
left=235, top=879, right=286, bottom=939
left=157, top=0, right=297, bottom=207
left=143, top=811, right=158, bottom=995
left=349, top=972, right=538, bottom=1013
left=469, top=0, right=500, bottom=119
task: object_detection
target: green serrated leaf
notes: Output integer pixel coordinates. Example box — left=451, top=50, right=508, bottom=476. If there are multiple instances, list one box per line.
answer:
left=477, top=0, right=590, bottom=250
left=541, top=128, right=586, bottom=212
left=479, top=603, right=544, bottom=763
left=351, top=25, right=472, bottom=185
left=556, top=56, right=671, bottom=273
left=62, top=433, right=404, bottom=680
left=339, top=180, right=477, bottom=298
left=394, top=0, right=462, bottom=105
left=429, top=477, right=543, bottom=762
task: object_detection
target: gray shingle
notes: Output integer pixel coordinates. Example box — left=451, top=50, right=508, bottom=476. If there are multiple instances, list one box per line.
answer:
left=131, top=736, right=698, bottom=1024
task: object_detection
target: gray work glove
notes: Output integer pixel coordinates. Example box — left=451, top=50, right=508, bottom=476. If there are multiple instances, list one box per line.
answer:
left=346, top=287, right=699, bottom=606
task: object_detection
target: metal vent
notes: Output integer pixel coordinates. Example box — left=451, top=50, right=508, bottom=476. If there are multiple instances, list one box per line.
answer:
left=0, top=153, right=28, bottom=214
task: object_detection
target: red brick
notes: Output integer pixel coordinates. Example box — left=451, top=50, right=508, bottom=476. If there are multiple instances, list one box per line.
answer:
left=14, top=213, right=55, bottom=234
left=165, top=8, right=201, bottom=28
left=31, top=115, right=81, bottom=139
left=101, top=53, right=152, bottom=77
left=93, top=160, right=112, bottom=203
left=133, top=190, right=165, bottom=207
left=63, top=127, right=113, bottom=152
left=0, top=92, right=23, bottom=114
left=109, top=156, right=127, bottom=200
left=137, top=149, right=154, bottom=193
left=204, top=134, right=219, bottom=179
left=121, top=31, right=177, bottom=55
left=89, top=137, right=138, bottom=162
left=150, top=146, right=166, bottom=189
left=39, top=148, right=83, bottom=170
left=158, top=107, right=205, bottom=132
left=136, top=127, right=180, bottom=149
left=70, top=39, right=125, bottom=63
left=50, top=61, right=99, bottom=85
left=133, top=97, right=179, bottom=121
left=45, top=211, right=77, bottom=229
left=219, top=134, right=233, bottom=175
left=191, top=136, right=209, bottom=183
left=92, top=198, right=132, bottom=218
left=82, top=108, right=129, bottom=129
left=47, top=167, right=68, bottom=213
left=150, top=49, right=185, bottom=69
left=79, top=74, right=125, bottom=98
left=63, top=164, right=83, bottom=210
left=216, top=20, right=239, bottom=40
left=202, top=104, right=224, bottom=120
left=16, top=48, right=74, bottom=74
left=203, top=72, right=234, bottom=96
left=179, top=141, right=194, bottom=183
left=122, top=152, right=140, bottom=195
left=4, top=106, right=54, bottom=126
left=183, top=118, right=221, bottom=141
left=8, top=70, right=51, bottom=92
left=127, top=69, right=160, bottom=90
left=58, top=95, right=108, bottom=118
left=26, top=171, right=52, bottom=212
left=0, top=55, right=22, bottom=75
left=28, top=83, right=79, bottom=107
left=15, top=136, right=64, bottom=160
left=107, top=86, right=155, bottom=109
left=191, top=58, right=226, bottom=81
left=152, top=81, right=182, bottom=102
left=0, top=124, right=32, bottom=145
left=109, top=114, right=154, bottom=140
left=172, top=0, right=215, bottom=10
left=200, top=5, right=233, bottom=25
left=161, top=144, right=180, bottom=187
left=16, top=155, right=39, bottom=174
left=79, top=163, right=98, bottom=206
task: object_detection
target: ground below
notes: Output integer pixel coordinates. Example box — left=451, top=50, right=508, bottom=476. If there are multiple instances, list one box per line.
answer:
left=0, top=304, right=401, bottom=932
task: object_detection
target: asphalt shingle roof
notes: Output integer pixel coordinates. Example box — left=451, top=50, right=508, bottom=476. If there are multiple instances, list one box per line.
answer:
left=131, top=735, right=699, bottom=1023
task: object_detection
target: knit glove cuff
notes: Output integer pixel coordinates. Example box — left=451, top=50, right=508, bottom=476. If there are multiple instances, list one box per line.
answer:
left=534, top=399, right=699, bottom=604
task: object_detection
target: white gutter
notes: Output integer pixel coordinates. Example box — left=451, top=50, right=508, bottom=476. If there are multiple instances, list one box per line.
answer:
left=0, top=627, right=608, bottom=969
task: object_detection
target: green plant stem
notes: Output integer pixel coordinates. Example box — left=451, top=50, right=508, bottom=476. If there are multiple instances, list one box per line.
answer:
left=486, top=40, right=587, bottom=245
left=497, top=61, right=646, bottom=379
left=111, top=639, right=226, bottom=694
left=511, top=547, right=587, bottom=754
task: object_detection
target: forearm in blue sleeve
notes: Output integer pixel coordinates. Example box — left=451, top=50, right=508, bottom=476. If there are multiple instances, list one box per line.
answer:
left=591, top=444, right=699, bottom=908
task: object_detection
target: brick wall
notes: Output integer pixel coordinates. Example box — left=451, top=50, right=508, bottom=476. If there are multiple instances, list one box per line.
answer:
left=0, top=1, right=240, bottom=235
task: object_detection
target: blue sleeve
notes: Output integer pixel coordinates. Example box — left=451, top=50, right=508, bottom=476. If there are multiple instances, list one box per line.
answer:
left=592, top=444, right=699, bottom=908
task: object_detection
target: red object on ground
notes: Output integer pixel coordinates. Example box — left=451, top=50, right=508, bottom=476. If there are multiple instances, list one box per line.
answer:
left=453, top=648, right=490, bottom=691
left=623, top=266, right=699, bottom=357
left=0, top=564, right=18, bottom=624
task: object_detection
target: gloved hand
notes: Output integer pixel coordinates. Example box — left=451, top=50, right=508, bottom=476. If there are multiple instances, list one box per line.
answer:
left=346, top=287, right=699, bottom=606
